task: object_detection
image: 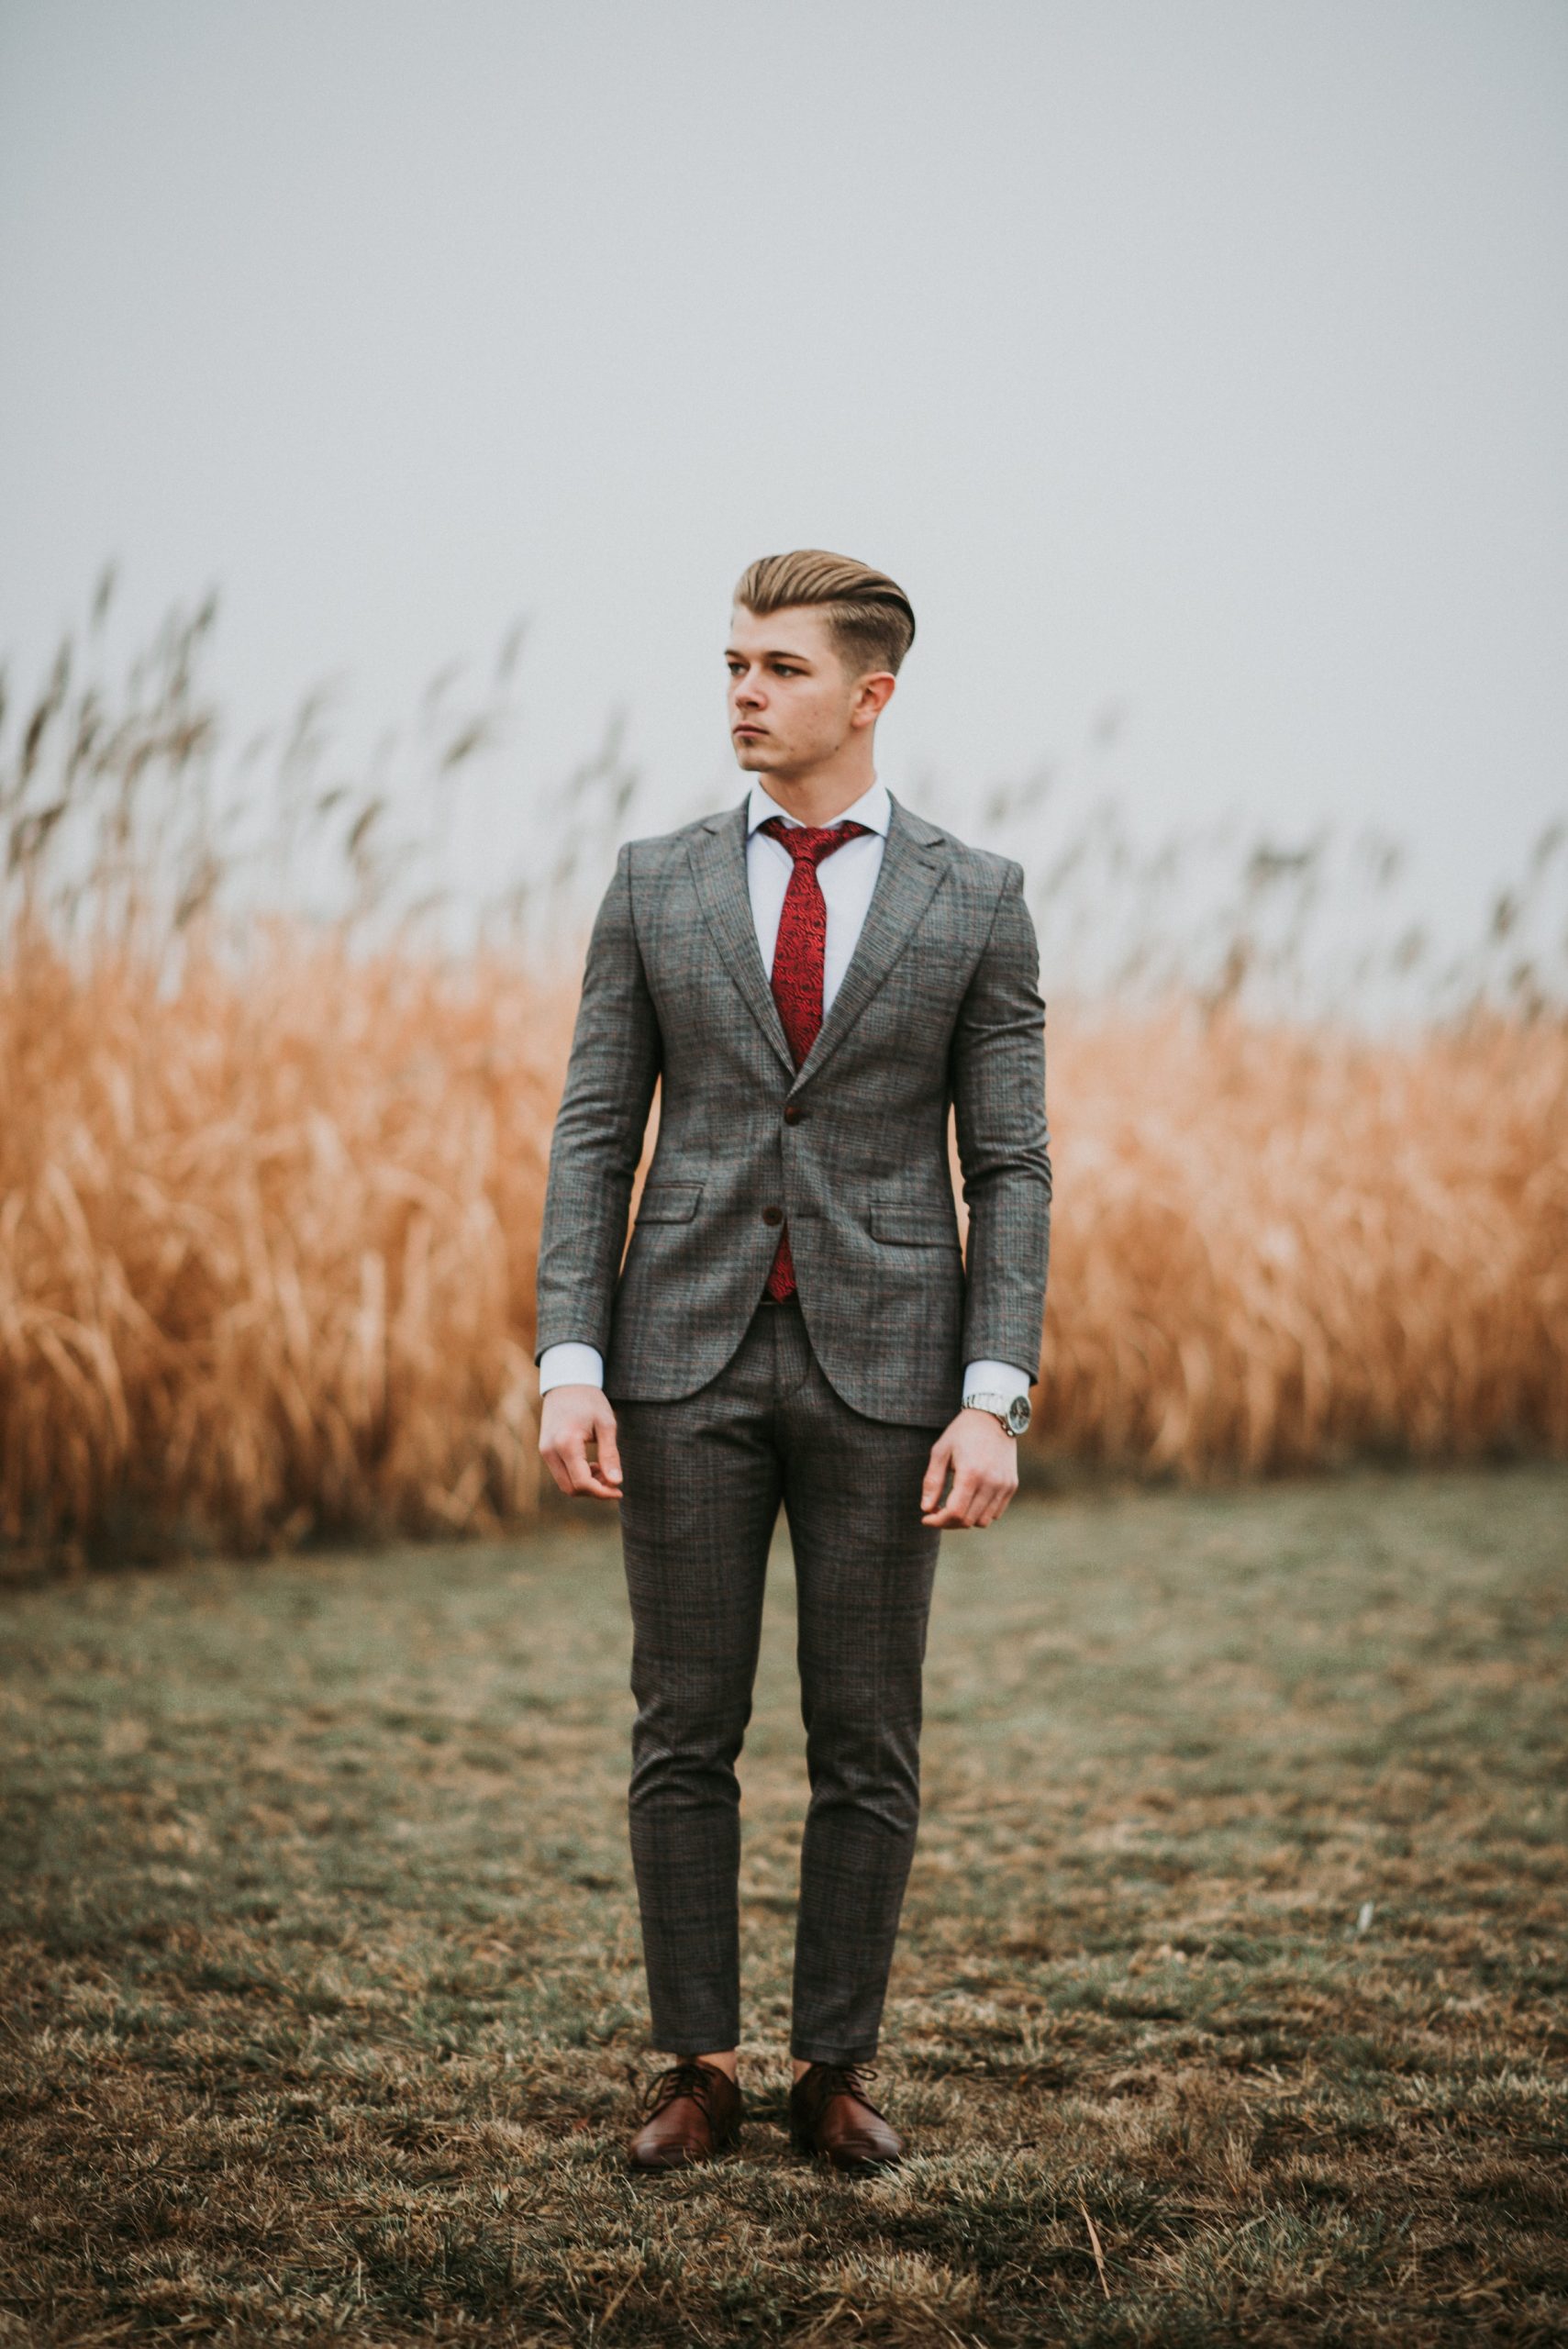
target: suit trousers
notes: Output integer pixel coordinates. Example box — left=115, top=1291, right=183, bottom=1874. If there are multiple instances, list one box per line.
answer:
left=613, top=1287, right=945, bottom=2065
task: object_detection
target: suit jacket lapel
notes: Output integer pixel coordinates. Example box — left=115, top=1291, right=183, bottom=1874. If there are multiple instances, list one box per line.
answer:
left=793, top=795, right=948, bottom=1094
left=688, top=801, right=795, bottom=1075
left=688, top=791, right=950, bottom=1090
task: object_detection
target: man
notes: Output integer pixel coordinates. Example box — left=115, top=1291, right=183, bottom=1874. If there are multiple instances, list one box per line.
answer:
left=535, top=550, right=1050, bottom=2172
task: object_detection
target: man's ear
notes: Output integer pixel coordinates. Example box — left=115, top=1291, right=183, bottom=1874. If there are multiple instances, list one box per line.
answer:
left=851, top=671, right=896, bottom=729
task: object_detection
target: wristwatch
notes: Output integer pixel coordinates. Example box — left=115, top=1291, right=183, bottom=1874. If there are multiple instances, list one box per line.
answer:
left=962, top=1388, right=1031, bottom=1437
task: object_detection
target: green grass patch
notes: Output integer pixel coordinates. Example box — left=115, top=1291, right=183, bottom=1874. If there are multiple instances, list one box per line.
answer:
left=3, top=1466, right=1565, bottom=2343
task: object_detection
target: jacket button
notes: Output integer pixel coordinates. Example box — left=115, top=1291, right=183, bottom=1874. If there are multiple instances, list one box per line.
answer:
left=762, top=1205, right=783, bottom=1226
left=783, top=1103, right=803, bottom=1124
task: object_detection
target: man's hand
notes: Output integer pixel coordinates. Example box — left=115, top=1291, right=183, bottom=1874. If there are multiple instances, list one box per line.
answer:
left=920, top=1407, right=1019, bottom=1529
left=539, top=1385, right=623, bottom=1501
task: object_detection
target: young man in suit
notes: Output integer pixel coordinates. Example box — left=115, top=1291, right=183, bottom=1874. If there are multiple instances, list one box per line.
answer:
left=535, top=551, right=1050, bottom=2171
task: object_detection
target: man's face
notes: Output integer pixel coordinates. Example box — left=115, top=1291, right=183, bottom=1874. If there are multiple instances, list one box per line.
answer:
left=725, top=603, right=886, bottom=776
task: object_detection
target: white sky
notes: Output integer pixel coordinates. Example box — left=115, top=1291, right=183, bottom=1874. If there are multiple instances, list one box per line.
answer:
left=1, top=0, right=1564, bottom=948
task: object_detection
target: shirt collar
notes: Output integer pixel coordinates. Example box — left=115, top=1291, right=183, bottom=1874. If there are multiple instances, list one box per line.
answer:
left=745, top=776, right=890, bottom=839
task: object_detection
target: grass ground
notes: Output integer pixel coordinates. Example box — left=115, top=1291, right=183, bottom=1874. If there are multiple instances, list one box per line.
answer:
left=2, top=1467, right=1564, bottom=2346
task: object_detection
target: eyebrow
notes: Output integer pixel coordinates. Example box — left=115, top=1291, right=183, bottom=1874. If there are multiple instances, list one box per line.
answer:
left=724, top=643, right=815, bottom=665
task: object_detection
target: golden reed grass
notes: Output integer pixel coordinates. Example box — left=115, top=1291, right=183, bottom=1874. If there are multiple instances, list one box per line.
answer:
left=2, top=921, right=1563, bottom=1564
left=2, top=580, right=1564, bottom=1563
left=0, top=925, right=569, bottom=1562
left=1038, top=1006, right=1568, bottom=1476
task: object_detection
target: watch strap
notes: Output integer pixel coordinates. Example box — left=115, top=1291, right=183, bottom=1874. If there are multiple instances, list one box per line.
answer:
left=962, top=1387, right=1028, bottom=1435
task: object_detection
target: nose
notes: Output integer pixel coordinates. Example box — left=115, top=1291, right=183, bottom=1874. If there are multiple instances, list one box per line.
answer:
left=733, top=665, right=765, bottom=708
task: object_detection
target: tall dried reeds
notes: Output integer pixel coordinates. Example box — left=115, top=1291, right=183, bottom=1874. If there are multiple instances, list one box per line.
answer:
left=1035, top=1005, right=1568, bottom=1476
left=0, top=923, right=572, bottom=1559
left=2, top=582, right=1564, bottom=1564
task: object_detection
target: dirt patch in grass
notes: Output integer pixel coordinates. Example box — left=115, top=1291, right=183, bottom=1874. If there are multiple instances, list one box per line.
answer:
left=3, top=1467, right=1564, bottom=2344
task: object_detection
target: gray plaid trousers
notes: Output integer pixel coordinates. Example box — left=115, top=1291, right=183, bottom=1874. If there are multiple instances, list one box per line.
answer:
left=615, top=1289, right=945, bottom=2064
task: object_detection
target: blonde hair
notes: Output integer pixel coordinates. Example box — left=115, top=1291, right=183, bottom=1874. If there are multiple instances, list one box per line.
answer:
left=733, top=549, right=916, bottom=677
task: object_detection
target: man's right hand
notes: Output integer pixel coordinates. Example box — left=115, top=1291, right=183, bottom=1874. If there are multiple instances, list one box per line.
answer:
left=539, top=1385, right=623, bottom=1501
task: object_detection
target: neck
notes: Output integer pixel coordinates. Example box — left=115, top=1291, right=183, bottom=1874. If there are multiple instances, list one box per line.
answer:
left=754, top=747, right=877, bottom=829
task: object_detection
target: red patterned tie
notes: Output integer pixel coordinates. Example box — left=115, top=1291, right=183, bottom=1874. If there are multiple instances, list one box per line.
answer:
left=757, top=815, right=872, bottom=1300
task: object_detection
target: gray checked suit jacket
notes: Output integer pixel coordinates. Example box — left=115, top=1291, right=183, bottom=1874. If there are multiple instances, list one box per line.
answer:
left=533, top=791, right=1051, bottom=1426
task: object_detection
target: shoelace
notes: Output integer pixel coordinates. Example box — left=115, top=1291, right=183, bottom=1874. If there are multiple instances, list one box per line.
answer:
left=640, top=2058, right=724, bottom=2119
left=798, top=2061, right=887, bottom=2121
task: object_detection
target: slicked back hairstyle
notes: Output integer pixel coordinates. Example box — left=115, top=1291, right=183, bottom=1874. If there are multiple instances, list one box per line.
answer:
left=733, top=550, right=917, bottom=679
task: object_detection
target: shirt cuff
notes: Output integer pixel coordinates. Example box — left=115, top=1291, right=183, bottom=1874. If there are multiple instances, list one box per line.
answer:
left=962, top=1358, right=1033, bottom=1408
left=538, top=1341, right=606, bottom=1393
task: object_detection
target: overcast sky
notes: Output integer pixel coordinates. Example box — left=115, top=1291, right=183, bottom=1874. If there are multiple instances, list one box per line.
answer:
left=1, top=0, right=1564, bottom=946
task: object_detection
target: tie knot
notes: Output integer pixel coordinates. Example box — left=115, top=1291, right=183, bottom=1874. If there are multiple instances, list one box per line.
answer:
left=758, top=816, right=872, bottom=868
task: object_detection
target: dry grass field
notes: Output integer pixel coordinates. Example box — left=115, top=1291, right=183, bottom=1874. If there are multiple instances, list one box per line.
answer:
left=4, top=935, right=1565, bottom=1565
left=3, top=1466, right=1565, bottom=2345
left=3, top=589, right=1566, bottom=1568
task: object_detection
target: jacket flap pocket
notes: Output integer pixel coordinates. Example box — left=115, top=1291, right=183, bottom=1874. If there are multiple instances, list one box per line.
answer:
left=635, top=1181, right=704, bottom=1224
left=868, top=1206, right=959, bottom=1245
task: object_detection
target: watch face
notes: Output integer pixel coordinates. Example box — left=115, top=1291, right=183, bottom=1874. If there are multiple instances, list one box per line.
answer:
left=1006, top=1394, right=1031, bottom=1435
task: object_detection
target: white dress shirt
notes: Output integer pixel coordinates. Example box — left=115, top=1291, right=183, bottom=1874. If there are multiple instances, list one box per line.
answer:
left=539, top=776, right=1032, bottom=1412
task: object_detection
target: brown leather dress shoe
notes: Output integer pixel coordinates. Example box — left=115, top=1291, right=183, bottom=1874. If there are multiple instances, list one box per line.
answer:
left=788, top=2062, right=903, bottom=2171
left=627, top=2058, right=743, bottom=2170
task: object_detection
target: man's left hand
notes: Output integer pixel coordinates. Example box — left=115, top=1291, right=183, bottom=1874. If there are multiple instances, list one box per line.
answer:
left=920, top=1408, right=1019, bottom=1529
